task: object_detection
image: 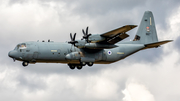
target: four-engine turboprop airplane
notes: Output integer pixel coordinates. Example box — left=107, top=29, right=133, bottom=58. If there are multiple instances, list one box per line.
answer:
left=8, top=11, right=172, bottom=70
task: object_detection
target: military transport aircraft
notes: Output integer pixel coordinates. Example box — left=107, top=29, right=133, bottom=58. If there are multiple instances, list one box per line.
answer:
left=8, top=11, right=172, bottom=70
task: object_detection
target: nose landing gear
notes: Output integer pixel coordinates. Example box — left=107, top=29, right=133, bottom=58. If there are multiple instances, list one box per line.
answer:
left=22, top=61, right=29, bottom=67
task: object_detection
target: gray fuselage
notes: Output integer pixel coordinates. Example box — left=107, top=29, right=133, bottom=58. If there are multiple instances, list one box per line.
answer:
left=8, top=41, right=145, bottom=65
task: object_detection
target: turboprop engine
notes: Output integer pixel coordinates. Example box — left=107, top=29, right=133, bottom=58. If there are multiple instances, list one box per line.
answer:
left=85, top=43, right=118, bottom=49
left=65, top=52, right=81, bottom=60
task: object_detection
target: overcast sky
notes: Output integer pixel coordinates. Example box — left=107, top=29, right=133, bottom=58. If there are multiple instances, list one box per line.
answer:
left=0, top=0, right=180, bottom=101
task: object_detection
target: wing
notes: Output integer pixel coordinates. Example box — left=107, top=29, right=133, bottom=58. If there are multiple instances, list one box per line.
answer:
left=99, top=25, right=137, bottom=44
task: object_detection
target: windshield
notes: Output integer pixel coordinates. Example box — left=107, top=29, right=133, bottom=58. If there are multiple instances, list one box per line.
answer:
left=17, top=43, right=27, bottom=50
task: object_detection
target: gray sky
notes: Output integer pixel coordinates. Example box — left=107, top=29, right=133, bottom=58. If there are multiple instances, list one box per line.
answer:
left=0, top=0, right=180, bottom=101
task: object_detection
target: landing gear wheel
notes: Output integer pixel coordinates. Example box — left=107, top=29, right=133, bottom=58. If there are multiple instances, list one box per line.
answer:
left=87, top=62, right=93, bottom=66
left=77, top=65, right=83, bottom=70
left=80, top=62, right=86, bottom=66
left=68, top=64, right=75, bottom=70
left=22, top=61, right=29, bottom=67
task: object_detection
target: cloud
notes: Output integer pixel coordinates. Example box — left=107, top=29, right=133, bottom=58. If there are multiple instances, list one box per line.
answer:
left=122, top=79, right=155, bottom=101
left=1, top=48, right=180, bottom=101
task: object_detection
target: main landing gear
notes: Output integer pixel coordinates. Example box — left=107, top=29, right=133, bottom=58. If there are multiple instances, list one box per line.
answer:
left=68, top=62, right=94, bottom=70
left=87, top=62, right=93, bottom=66
left=22, top=61, right=29, bottom=67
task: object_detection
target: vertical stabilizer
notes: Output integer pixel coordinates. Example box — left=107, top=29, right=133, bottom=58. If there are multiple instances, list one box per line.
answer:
left=134, top=11, right=158, bottom=44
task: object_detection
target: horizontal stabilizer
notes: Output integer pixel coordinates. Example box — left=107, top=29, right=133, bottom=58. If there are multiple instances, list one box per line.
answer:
left=144, top=40, right=173, bottom=48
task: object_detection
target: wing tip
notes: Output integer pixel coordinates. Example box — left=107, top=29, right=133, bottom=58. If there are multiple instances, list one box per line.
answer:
left=125, top=25, right=138, bottom=29
left=162, top=40, right=173, bottom=43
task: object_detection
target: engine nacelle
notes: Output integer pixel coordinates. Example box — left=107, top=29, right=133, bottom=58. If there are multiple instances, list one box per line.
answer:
left=88, top=34, right=105, bottom=43
left=65, top=52, right=81, bottom=60
left=85, top=43, right=118, bottom=49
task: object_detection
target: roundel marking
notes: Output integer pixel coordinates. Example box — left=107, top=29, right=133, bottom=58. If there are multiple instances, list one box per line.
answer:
left=107, top=50, right=112, bottom=55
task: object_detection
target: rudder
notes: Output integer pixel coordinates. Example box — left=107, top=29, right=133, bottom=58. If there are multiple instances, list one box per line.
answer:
left=134, top=11, right=158, bottom=44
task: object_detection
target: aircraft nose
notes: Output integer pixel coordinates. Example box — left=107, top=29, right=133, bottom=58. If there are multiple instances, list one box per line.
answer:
left=8, top=50, right=17, bottom=58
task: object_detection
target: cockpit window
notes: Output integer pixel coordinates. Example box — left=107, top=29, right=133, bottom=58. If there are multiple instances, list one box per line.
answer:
left=17, top=43, right=27, bottom=49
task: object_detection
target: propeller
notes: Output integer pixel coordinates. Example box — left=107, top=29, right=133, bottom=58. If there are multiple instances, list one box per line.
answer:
left=68, top=33, right=78, bottom=46
left=82, top=27, right=91, bottom=42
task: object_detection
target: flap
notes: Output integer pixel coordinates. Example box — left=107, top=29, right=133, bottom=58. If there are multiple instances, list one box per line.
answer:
left=107, top=33, right=129, bottom=44
left=101, top=25, right=137, bottom=37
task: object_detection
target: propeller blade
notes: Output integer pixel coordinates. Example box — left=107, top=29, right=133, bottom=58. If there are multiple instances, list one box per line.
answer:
left=86, top=27, right=88, bottom=35
left=82, top=29, right=85, bottom=35
left=73, top=33, right=76, bottom=41
left=81, top=26, right=91, bottom=43
left=70, top=33, right=73, bottom=41
left=68, top=33, right=78, bottom=46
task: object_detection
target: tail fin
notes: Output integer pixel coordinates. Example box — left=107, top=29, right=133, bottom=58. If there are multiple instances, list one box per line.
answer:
left=134, top=11, right=158, bottom=44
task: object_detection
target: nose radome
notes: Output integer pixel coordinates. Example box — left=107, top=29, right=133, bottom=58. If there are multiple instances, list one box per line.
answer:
left=8, top=51, right=12, bottom=57
left=8, top=50, right=16, bottom=58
